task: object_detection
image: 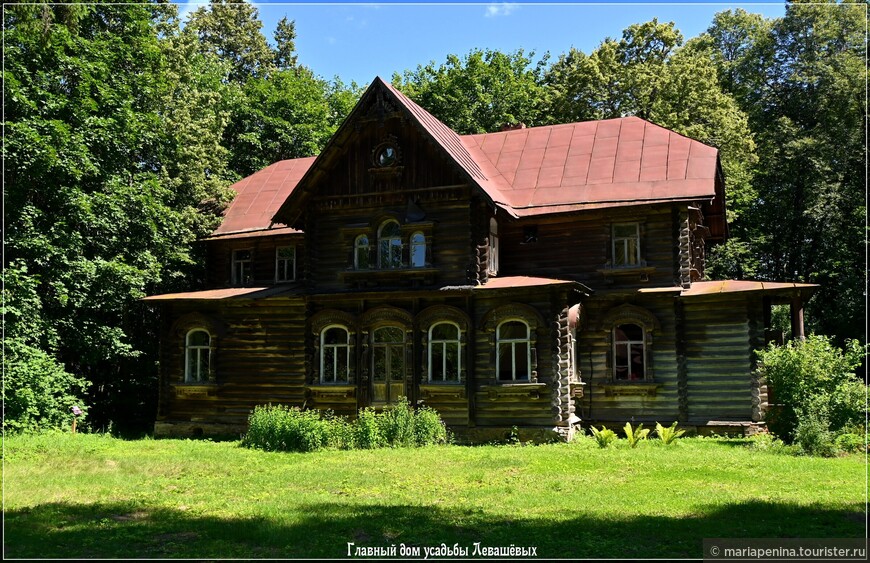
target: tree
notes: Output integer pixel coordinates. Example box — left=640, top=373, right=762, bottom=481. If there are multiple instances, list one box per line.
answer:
left=544, top=20, right=758, bottom=224
left=185, top=0, right=275, bottom=82
left=273, top=16, right=298, bottom=70
left=3, top=3, right=233, bottom=431
left=394, top=48, right=549, bottom=134
left=703, top=0, right=866, bottom=343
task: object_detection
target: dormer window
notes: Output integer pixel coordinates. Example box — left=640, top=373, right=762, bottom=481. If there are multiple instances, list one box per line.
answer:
left=613, top=223, right=640, bottom=267
left=378, top=220, right=403, bottom=269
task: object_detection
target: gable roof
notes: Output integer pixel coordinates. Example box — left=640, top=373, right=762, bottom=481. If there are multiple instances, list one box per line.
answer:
left=212, top=77, right=723, bottom=237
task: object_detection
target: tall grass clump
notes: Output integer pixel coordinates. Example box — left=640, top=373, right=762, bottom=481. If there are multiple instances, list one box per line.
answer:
left=590, top=425, right=617, bottom=448
left=654, top=421, right=686, bottom=445
left=242, top=398, right=448, bottom=453
left=624, top=422, right=650, bottom=448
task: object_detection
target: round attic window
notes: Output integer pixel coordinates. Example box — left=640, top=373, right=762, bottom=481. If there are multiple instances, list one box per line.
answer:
left=374, top=144, right=398, bottom=167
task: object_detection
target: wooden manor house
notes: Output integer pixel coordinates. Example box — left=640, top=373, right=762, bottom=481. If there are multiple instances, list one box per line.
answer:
left=144, top=77, right=815, bottom=441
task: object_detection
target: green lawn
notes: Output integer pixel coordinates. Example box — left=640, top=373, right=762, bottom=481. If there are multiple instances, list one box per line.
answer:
left=2, top=433, right=865, bottom=559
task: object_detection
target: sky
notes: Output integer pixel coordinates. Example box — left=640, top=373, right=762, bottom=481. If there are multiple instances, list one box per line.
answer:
left=177, top=1, right=789, bottom=86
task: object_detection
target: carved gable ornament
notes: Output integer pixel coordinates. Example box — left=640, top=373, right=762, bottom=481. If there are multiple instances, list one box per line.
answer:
left=599, top=303, right=661, bottom=333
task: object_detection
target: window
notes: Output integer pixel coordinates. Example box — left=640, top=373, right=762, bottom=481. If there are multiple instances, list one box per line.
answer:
left=410, top=232, right=426, bottom=268
left=355, top=235, right=370, bottom=270
left=497, top=320, right=530, bottom=381
left=613, top=324, right=645, bottom=381
left=429, top=322, right=461, bottom=382
left=275, top=246, right=296, bottom=282
left=232, top=249, right=253, bottom=284
left=613, top=223, right=640, bottom=267
left=488, top=218, right=499, bottom=275
left=185, top=329, right=211, bottom=383
left=320, top=326, right=350, bottom=383
left=378, top=220, right=403, bottom=269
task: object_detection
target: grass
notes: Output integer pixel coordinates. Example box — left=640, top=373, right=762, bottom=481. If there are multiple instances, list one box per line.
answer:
left=3, top=432, right=866, bottom=559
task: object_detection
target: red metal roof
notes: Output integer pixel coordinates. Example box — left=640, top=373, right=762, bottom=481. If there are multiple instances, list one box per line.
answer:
left=678, top=280, right=818, bottom=297
left=141, top=286, right=300, bottom=301
left=212, top=157, right=314, bottom=236
left=213, top=78, right=721, bottom=236
left=475, top=276, right=579, bottom=290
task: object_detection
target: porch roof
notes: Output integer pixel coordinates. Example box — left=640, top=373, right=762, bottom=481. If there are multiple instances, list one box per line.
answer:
left=141, top=285, right=301, bottom=301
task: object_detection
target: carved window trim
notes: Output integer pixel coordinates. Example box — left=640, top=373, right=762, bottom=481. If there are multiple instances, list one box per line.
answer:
left=600, top=304, right=660, bottom=383
left=170, top=313, right=224, bottom=385
left=377, top=220, right=403, bottom=269
left=427, top=322, right=462, bottom=383
left=319, top=325, right=351, bottom=384
left=310, top=309, right=357, bottom=385
left=481, top=303, right=543, bottom=384
left=184, top=329, right=214, bottom=383
left=496, top=319, right=532, bottom=382
left=354, top=234, right=371, bottom=270
left=418, top=305, right=470, bottom=385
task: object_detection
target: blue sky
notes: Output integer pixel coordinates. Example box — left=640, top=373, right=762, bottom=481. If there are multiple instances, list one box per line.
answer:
left=177, top=1, right=788, bottom=85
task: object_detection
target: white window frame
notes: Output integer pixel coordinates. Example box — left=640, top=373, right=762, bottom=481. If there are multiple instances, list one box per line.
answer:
left=612, top=223, right=641, bottom=267
left=488, top=218, right=499, bottom=275
left=613, top=323, right=646, bottom=381
left=428, top=321, right=461, bottom=383
left=410, top=231, right=427, bottom=268
left=354, top=234, right=370, bottom=270
left=275, top=245, right=296, bottom=282
left=496, top=319, right=531, bottom=381
left=378, top=220, right=403, bottom=269
left=320, top=325, right=350, bottom=384
left=184, top=329, right=211, bottom=383
left=232, top=248, right=253, bottom=285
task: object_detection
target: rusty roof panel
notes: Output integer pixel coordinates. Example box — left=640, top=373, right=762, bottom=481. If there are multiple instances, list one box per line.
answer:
left=141, top=286, right=301, bottom=301
left=679, top=280, right=819, bottom=297
left=475, top=276, right=579, bottom=290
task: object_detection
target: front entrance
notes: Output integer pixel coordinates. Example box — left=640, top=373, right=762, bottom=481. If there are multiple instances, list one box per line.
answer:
left=371, top=326, right=406, bottom=406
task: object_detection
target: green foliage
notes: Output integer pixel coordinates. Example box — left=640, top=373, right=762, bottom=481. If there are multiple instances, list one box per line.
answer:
left=747, top=433, right=801, bottom=456
left=394, top=48, right=549, bottom=134
left=2, top=338, right=90, bottom=433
left=654, top=422, right=686, bottom=445
left=623, top=422, right=650, bottom=448
left=589, top=425, right=617, bottom=448
left=242, top=399, right=448, bottom=453
left=757, top=335, right=866, bottom=442
left=794, top=402, right=838, bottom=458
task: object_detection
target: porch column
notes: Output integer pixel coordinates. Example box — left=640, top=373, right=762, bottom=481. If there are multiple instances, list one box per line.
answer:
left=790, top=295, right=805, bottom=340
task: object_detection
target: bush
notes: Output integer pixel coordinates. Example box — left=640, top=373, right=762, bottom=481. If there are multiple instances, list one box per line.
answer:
left=794, top=404, right=838, bottom=457
left=242, top=399, right=449, bottom=453
left=757, top=335, right=866, bottom=441
left=2, top=338, right=90, bottom=433
left=623, top=422, right=650, bottom=448
left=834, top=432, right=866, bottom=454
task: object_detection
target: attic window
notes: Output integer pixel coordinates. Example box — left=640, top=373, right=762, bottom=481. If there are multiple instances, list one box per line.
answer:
left=374, top=143, right=398, bottom=167
left=522, top=226, right=538, bottom=244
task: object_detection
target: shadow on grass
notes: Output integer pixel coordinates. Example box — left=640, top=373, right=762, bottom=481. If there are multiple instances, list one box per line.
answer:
left=4, top=499, right=864, bottom=559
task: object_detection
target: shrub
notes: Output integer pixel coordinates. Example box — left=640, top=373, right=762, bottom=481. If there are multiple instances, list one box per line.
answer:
left=590, top=425, right=617, bottom=448
left=654, top=421, right=685, bottom=445
left=624, top=422, right=650, bottom=448
left=747, top=433, right=800, bottom=455
left=242, top=405, right=332, bottom=452
left=413, top=405, right=449, bottom=446
left=834, top=432, right=866, bottom=454
left=794, top=404, right=837, bottom=457
left=242, top=400, right=449, bottom=452
left=757, top=335, right=866, bottom=441
left=2, top=338, right=90, bottom=433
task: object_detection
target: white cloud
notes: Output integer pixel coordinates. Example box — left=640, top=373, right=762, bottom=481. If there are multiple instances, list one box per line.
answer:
left=485, top=3, right=517, bottom=18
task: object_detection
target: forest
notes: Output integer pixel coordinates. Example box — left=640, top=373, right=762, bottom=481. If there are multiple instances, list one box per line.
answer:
left=3, top=0, right=865, bottom=433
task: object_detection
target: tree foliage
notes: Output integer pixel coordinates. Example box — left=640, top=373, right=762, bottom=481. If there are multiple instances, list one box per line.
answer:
left=393, top=48, right=549, bottom=134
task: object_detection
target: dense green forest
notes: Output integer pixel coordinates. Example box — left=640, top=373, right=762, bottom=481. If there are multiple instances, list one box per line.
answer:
left=3, top=0, right=865, bottom=433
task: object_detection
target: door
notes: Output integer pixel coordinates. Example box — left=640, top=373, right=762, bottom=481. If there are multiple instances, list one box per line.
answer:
left=371, top=326, right=405, bottom=406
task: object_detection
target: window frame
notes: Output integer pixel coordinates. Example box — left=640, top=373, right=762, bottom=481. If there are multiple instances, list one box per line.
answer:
left=232, top=248, right=253, bottom=285
left=377, top=220, right=403, bottom=269
left=488, top=217, right=499, bottom=275
left=613, top=323, right=646, bottom=381
left=184, top=329, right=212, bottom=383
left=354, top=234, right=371, bottom=270
left=320, top=325, right=351, bottom=384
left=428, top=321, right=462, bottom=383
left=496, top=319, right=531, bottom=382
left=410, top=231, right=427, bottom=268
left=275, top=245, right=296, bottom=283
left=612, top=223, right=641, bottom=268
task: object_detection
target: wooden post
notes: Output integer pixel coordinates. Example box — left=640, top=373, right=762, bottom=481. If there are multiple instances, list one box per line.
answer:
left=790, top=295, right=805, bottom=341
left=71, top=418, right=77, bottom=434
